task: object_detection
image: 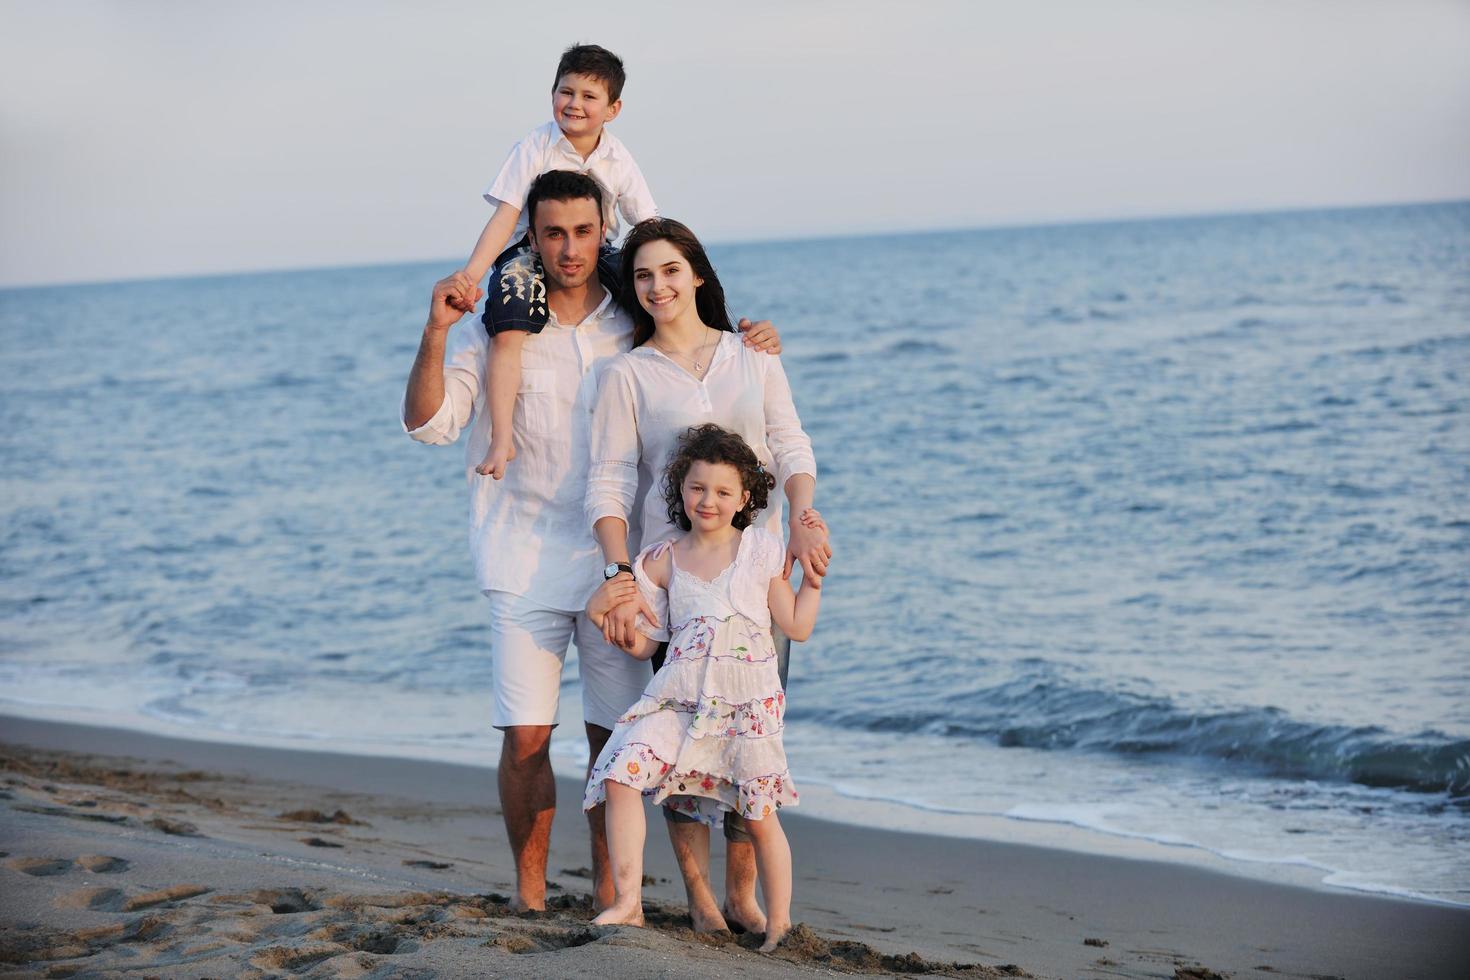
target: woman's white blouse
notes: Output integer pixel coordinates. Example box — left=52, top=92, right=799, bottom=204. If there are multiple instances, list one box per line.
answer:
left=586, top=331, right=816, bottom=552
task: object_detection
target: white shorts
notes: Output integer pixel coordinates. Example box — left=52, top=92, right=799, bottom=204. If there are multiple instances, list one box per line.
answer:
left=484, top=590, right=650, bottom=730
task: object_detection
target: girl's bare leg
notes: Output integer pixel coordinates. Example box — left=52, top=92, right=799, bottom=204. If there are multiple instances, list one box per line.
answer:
left=744, top=811, right=792, bottom=952
left=591, top=781, right=646, bottom=926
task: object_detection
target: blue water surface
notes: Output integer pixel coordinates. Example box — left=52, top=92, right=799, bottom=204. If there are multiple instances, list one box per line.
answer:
left=2, top=201, right=1467, bottom=903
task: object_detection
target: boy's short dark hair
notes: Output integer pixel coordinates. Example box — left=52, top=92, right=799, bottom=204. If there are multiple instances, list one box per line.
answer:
left=555, top=43, right=626, bottom=103
left=524, top=170, right=605, bottom=231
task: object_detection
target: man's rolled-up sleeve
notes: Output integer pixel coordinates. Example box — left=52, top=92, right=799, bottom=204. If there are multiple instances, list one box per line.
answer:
left=401, top=323, right=484, bottom=445
left=761, top=354, right=817, bottom=491
left=586, top=362, right=641, bottom=532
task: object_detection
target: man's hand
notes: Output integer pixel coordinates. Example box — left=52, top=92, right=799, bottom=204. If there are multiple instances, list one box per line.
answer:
left=429, top=272, right=483, bottom=331
left=738, top=317, right=781, bottom=355
left=785, top=507, right=832, bottom=581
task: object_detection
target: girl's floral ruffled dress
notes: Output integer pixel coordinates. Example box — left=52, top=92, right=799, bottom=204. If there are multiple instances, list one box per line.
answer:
left=584, top=526, right=798, bottom=825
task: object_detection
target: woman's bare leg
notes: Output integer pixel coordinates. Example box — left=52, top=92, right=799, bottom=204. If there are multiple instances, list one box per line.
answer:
left=591, top=781, right=646, bottom=926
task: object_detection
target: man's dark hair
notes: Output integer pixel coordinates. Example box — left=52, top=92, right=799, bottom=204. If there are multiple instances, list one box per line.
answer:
left=555, top=43, right=627, bottom=103
left=524, top=170, right=605, bottom=232
left=661, top=424, right=775, bottom=532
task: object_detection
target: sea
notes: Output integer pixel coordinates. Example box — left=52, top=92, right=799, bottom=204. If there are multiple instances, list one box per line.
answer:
left=2, top=201, right=1467, bottom=906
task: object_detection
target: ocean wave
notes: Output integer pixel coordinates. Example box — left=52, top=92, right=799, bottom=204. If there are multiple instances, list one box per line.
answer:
left=801, top=679, right=1470, bottom=797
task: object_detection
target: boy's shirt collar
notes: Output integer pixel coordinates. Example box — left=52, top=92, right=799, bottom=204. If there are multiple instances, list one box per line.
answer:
left=550, top=120, right=617, bottom=162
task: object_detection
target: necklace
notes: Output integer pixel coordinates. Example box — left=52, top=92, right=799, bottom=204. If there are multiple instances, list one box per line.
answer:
left=652, top=325, right=717, bottom=373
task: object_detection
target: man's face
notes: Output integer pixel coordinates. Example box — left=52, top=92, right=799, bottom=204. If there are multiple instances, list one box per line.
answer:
left=528, top=196, right=604, bottom=292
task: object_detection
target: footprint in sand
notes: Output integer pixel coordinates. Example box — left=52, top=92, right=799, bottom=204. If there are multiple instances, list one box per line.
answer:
left=77, top=854, right=130, bottom=873
left=121, top=884, right=212, bottom=911
left=55, top=886, right=125, bottom=911
left=5, top=856, right=73, bottom=876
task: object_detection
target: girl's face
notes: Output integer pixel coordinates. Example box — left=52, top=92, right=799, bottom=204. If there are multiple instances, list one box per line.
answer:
left=681, top=460, right=749, bottom=533
left=632, top=239, right=703, bottom=327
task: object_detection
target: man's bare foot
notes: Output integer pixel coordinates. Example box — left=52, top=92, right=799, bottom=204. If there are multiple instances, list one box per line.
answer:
left=688, top=898, right=730, bottom=933
left=757, top=920, right=791, bottom=953
left=509, top=896, right=546, bottom=914
left=723, top=899, right=766, bottom=935
left=591, top=897, right=644, bottom=927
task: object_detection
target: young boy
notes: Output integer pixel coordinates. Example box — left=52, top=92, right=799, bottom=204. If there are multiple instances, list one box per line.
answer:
left=457, top=43, right=658, bottom=479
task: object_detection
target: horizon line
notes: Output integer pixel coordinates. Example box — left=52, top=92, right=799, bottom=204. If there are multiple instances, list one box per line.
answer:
left=3, top=195, right=1466, bottom=293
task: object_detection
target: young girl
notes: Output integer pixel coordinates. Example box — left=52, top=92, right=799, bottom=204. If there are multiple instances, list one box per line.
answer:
left=584, top=424, right=826, bottom=951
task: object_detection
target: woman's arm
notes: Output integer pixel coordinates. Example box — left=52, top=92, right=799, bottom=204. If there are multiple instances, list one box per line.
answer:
left=760, top=355, right=831, bottom=580
left=586, top=363, right=656, bottom=647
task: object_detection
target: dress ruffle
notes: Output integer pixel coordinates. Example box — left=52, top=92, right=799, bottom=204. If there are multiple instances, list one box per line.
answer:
left=583, top=527, right=796, bottom=827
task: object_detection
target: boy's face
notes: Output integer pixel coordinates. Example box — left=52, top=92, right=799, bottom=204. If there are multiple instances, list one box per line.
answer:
left=552, top=72, right=620, bottom=142
left=528, top=195, right=604, bottom=291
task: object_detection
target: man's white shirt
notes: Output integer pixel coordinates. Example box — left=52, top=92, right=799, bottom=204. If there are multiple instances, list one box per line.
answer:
left=403, top=288, right=632, bottom=610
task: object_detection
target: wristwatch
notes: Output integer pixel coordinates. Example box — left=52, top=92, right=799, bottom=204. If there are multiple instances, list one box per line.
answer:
left=603, top=562, right=633, bottom=581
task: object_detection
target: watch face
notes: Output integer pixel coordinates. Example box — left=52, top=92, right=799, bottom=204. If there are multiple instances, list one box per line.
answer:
left=603, top=563, right=619, bottom=580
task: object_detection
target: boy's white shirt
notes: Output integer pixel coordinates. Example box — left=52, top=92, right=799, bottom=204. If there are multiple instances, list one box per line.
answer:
left=485, top=120, right=658, bottom=243
left=402, top=287, right=635, bottom=610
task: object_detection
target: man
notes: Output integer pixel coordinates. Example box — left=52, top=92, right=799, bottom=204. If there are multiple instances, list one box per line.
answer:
left=402, top=170, right=780, bottom=912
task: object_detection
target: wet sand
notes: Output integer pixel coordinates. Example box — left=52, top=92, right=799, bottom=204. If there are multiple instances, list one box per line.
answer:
left=0, top=715, right=1465, bottom=979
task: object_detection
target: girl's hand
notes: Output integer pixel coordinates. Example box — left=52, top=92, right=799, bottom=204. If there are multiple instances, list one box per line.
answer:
left=588, top=576, right=639, bottom=623
left=785, top=508, right=831, bottom=581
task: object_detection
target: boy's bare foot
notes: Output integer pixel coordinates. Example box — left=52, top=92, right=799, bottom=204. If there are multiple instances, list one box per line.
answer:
left=757, top=920, right=791, bottom=953
left=475, top=442, right=516, bottom=479
left=722, top=898, right=766, bottom=935
left=591, top=897, right=644, bottom=927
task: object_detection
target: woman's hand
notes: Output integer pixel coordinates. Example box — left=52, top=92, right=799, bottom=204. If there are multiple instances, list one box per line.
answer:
left=587, top=576, right=639, bottom=625
left=785, top=507, right=831, bottom=581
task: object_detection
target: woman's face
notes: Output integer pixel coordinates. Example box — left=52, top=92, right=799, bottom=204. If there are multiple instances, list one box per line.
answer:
left=632, top=239, right=703, bottom=328
left=681, top=460, right=749, bottom=534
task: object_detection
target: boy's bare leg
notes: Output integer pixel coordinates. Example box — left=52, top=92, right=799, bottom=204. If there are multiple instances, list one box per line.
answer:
left=498, top=725, right=555, bottom=911
left=745, top=813, right=793, bottom=952
left=665, top=817, right=729, bottom=932
left=723, top=839, right=767, bottom=933
left=477, top=330, right=527, bottom=478
left=584, top=722, right=616, bottom=910
left=591, top=781, right=646, bottom=926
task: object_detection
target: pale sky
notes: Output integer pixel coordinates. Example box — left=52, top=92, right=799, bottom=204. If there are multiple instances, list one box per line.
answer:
left=1, top=0, right=1468, bottom=288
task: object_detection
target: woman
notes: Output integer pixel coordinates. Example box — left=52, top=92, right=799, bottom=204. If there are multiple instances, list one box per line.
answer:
left=584, top=217, right=830, bottom=936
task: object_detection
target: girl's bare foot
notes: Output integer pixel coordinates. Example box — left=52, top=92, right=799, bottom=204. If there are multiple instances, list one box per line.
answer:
left=591, top=897, right=645, bottom=927
left=722, top=899, right=765, bottom=935
left=757, top=920, right=791, bottom=953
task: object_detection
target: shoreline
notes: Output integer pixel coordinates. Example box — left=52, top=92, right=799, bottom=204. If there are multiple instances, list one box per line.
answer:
left=2, top=714, right=1466, bottom=979
left=1, top=699, right=1458, bottom=910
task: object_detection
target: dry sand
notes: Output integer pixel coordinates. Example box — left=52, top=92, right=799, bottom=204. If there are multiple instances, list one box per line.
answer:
left=0, top=716, right=1465, bottom=979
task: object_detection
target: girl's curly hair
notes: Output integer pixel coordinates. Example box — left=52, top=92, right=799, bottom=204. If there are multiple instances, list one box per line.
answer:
left=661, top=424, right=775, bottom=532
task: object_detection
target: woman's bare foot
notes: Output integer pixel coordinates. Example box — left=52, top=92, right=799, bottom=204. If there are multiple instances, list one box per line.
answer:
left=591, top=897, right=645, bottom=927
left=722, top=898, right=766, bottom=935
left=757, top=920, right=791, bottom=953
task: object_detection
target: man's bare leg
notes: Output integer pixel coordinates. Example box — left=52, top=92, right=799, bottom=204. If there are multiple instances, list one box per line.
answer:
left=665, top=817, right=729, bottom=932
left=723, top=838, right=767, bottom=933
left=584, top=722, right=616, bottom=910
left=498, top=724, right=555, bottom=911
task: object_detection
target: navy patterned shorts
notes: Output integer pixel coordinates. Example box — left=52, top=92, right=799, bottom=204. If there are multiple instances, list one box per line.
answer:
left=482, top=233, right=622, bottom=336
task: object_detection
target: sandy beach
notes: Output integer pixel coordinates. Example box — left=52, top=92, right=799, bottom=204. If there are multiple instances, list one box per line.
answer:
left=0, top=715, right=1464, bottom=980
